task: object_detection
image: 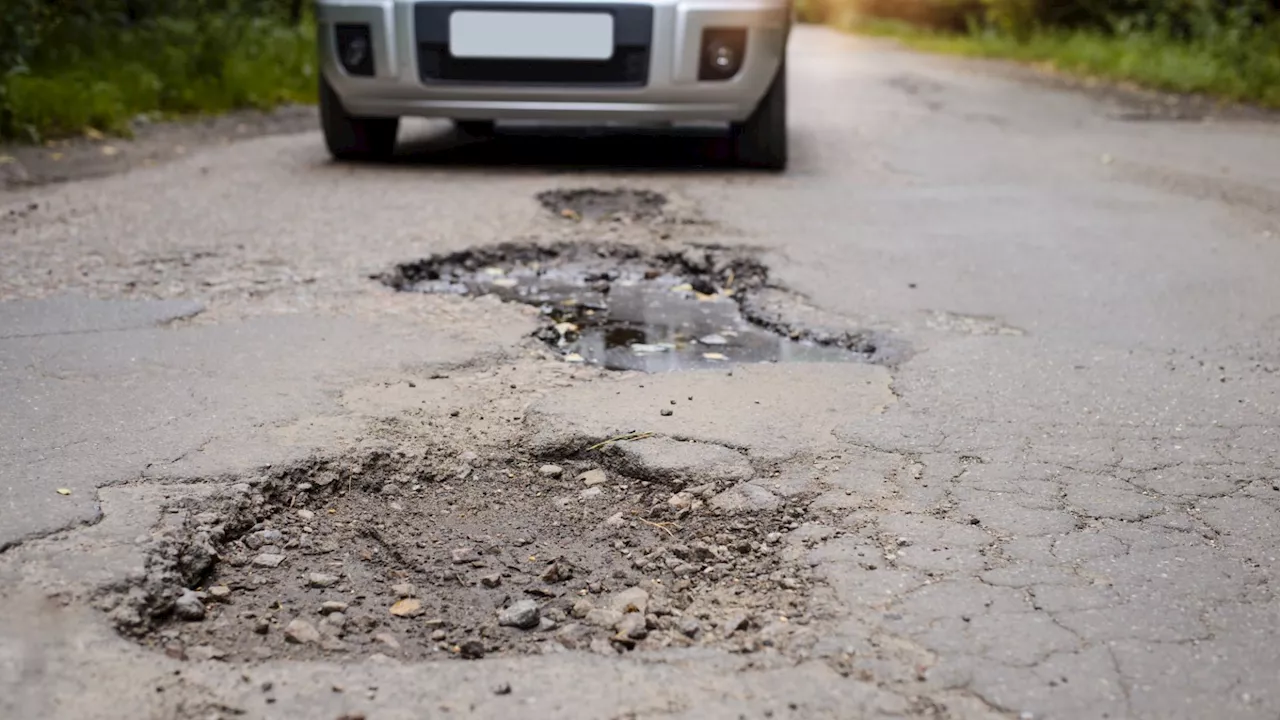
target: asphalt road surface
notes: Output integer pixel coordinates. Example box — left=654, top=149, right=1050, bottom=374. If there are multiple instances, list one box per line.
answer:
left=3, top=27, right=1280, bottom=720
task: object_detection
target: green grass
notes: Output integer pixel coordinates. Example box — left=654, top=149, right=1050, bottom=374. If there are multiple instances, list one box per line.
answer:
left=1, top=16, right=318, bottom=142
left=844, top=17, right=1280, bottom=109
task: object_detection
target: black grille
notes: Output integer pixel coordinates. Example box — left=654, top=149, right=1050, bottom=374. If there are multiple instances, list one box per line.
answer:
left=415, top=3, right=653, bottom=87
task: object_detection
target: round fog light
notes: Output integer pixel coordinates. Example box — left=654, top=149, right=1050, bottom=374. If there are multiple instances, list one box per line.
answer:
left=343, top=36, right=369, bottom=70
left=708, top=43, right=736, bottom=71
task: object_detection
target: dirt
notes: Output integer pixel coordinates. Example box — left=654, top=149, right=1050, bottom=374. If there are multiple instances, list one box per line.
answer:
left=536, top=188, right=670, bottom=222
left=382, top=239, right=894, bottom=370
left=0, top=105, right=316, bottom=191
left=107, top=434, right=835, bottom=665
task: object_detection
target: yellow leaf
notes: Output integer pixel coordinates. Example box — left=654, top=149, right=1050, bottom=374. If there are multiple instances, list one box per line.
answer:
left=559, top=208, right=581, bottom=221
left=84, top=127, right=105, bottom=141
left=101, top=146, right=119, bottom=157
left=389, top=598, right=423, bottom=617
left=56, top=488, right=72, bottom=495
left=702, top=353, right=727, bottom=361
left=50, top=153, right=64, bottom=161
left=564, top=353, right=584, bottom=363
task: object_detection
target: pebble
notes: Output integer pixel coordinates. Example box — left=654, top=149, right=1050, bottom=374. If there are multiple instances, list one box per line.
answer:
left=174, top=590, right=206, bottom=621
left=617, top=613, right=648, bottom=640
left=285, top=619, right=322, bottom=644
left=722, top=613, right=749, bottom=636
left=391, top=583, right=417, bottom=598
left=610, top=587, right=650, bottom=615
left=603, top=512, right=627, bottom=527
left=660, top=409, right=674, bottom=417
left=253, top=619, right=271, bottom=635
left=451, top=547, right=481, bottom=564
left=188, top=645, right=226, bottom=661
left=309, top=573, right=340, bottom=588
left=667, top=492, right=695, bottom=510
left=539, top=616, right=559, bottom=631
left=381, top=483, right=399, bottom=495
left=497, top=600, right=541, bottom=629
left=579, top=486, right=604, bottom=501
left=539, top=465, right=564, bottom=478
left=540, top=563, right=570, bottom=583
left=571, top=598, right=594, bottom=619
left=374, top=632, right=400, bottom=649
left=252, top=553, right=286, bottom=568
left=324, top=612, right=347, bottom=629
left=493, top=682, right=512, bottom=696
left=389, top=599, right=424, bottom=617
left=679, top=617, right=702, bottom=638
left=459, top=640, right=486, bottom=659
left=672, top=563, right=698, bottom=577
left=555, top=624, right=595, bottom=650
left=578, top=469, right=607, bottom=486
left=585, top=608, right=625, bottom=629
left=480, top=573, right=503, bottom=588
left=765, top=532, right=783, bottom=543
left=320, top=601, right=349, bottom=614
left=207, top=585, right=232, bottom=603
left=431, top=629, right=447, bottom=641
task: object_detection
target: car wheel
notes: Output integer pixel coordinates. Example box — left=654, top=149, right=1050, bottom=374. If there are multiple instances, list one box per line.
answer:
left=731, top=60, right=787, bottom=171
left=455, top=120, right=497, bottom=137
left=320, top=75, right=399, bottom=162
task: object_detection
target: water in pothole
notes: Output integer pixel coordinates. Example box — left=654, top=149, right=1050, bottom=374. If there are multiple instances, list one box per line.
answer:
left=404, top=262, right=860, bottom=372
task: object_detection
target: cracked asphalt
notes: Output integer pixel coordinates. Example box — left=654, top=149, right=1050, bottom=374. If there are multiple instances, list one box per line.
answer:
left=3, top=26, right=1280, bottom=720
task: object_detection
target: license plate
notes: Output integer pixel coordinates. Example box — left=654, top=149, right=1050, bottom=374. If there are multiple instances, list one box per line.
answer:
left=448, top=11, right=614, bottom=61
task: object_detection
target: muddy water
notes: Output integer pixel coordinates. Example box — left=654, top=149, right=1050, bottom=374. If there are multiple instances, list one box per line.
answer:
left=407, top=262, right=859, bottom=372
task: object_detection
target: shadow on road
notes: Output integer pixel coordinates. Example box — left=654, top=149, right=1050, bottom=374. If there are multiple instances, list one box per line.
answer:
left=382, top=122, right=754, bottom=173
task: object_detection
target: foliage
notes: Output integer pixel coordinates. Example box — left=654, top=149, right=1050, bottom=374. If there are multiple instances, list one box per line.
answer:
left=804, top=0, right=1280, bottom=109
left=0, top=0, right=314, bottom=141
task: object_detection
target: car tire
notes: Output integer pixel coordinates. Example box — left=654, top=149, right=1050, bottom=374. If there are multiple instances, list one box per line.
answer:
left=731, top=60, right=787, bottom=171
left=320, top=75, right=399, bottom=162
left=455, top=120, right=497, bottom=137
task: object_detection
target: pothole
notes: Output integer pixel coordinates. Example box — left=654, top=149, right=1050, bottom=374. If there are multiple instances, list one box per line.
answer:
left=107, top=446, right=825, bottom=663
left=537, top=188, right=667, bottom=222
left=382, top=241, right=882, bottom=372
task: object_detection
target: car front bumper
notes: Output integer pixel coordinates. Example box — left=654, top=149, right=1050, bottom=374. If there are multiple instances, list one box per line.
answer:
left=316, top=0, right=790, bottom=123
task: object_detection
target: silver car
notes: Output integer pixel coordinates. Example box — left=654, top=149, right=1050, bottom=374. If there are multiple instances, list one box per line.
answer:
left=315, top=0, right=791, bottom=169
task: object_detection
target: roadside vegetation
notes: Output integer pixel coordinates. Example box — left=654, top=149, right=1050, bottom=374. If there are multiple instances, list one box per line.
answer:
left=0, top=1, right=317, bottom=142
left=799, top=0, right=1280, bottom=109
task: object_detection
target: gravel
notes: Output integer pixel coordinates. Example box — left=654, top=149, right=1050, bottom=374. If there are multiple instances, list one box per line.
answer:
left=173, top=590, right=206, bottom=621
left=285, top=619, right=322, bottom=644
left=497, top=600, right=540, bottom=629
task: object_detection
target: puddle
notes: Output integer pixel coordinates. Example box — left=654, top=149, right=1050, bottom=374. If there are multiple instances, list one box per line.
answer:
left=385, top=243, right=873, bottom=372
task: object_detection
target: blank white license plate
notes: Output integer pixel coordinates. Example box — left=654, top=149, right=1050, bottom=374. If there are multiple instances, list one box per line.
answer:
left=449, top=11, right=614, bottom=60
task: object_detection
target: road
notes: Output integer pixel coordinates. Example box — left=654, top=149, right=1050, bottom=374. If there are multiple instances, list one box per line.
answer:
left=3, top=26, right=1280, bottom=720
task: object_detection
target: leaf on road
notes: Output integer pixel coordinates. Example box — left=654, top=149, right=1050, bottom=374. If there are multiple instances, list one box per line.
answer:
left=56, top=488, right=72, bottom=495
left=560, top=208, right=581, bottom=221
left=389, top=598, right=423, bottom=617
left=84, top=127, right=105, bottom=140
left=702, top=352, right=728, bottom=361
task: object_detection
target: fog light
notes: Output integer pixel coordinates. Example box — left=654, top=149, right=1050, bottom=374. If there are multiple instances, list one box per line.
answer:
left=336, top=24, right=374, bottom=76
left=699, top=28, right=746, bottom=81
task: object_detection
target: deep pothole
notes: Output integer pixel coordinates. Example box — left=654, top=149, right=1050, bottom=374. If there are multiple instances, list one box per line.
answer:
left=110, top=446, right=824, bottom=663
left=381, top=241, right=880, bottom=372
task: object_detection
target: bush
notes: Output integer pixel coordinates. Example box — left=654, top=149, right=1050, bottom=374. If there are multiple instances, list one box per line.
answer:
left=0, top=0, right=315, bottom=141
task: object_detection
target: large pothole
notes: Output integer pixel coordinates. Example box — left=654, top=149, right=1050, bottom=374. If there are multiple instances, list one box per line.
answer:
left=381, top=241, right=883, bottom=372
left=110, top=444, right=828, bottom=664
